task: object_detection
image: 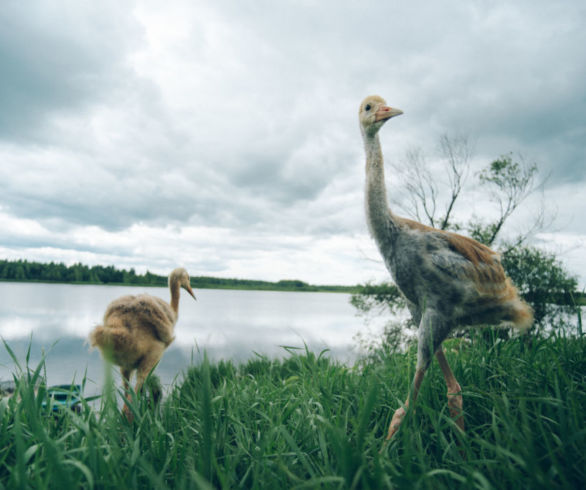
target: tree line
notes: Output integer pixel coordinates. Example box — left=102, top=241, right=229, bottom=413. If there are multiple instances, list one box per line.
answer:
left=0, top=259, right=357, bottom=293
left=0, top=259, right=166, bottom=286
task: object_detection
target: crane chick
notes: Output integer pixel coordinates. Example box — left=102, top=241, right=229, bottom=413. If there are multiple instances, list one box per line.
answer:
left=358, top=95, right=533, bottom=444
left=89, top=267, right=196, bottom=420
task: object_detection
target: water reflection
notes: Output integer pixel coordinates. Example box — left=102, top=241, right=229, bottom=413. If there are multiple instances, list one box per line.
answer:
left=0, top=282, right=363, bottom=395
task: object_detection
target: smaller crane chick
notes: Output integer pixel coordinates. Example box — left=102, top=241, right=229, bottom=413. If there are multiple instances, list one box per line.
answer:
left=90, top=268, right=196, bottom=420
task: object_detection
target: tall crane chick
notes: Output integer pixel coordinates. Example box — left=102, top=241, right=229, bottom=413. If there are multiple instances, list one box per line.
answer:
left=90, top=267, right=196, bottom=420
left=358, top=95, right=533, bottom=442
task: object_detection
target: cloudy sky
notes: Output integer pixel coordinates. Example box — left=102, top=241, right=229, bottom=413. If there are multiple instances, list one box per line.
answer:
left=1, top=0, right=585, bottom=287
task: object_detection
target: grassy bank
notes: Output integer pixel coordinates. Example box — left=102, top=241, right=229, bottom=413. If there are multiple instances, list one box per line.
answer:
left=1, top=333, right=585, bottom=489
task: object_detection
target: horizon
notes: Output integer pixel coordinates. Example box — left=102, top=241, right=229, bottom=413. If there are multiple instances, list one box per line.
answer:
left=0, top=257, right=359, bottom=287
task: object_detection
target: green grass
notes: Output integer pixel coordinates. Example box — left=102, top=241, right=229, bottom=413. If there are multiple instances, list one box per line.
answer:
left=1, top=333, right=585, bottom=489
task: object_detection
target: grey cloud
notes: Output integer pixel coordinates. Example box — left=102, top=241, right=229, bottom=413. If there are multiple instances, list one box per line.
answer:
left=0, top=1, right=142, bottom=141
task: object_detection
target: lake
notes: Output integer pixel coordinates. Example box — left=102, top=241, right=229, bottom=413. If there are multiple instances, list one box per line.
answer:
left=0, top=282, right=368, bottom=396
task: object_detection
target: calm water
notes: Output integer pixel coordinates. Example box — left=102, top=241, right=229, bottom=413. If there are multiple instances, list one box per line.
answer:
left=0, top=282, right=365, bottom=395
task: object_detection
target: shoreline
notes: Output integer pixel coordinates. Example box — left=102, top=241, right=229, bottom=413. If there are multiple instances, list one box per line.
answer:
left=0, top=277, right=360, bottom=294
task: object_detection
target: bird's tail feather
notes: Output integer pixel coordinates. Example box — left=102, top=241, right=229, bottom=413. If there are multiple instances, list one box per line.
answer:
left=510, top=300, right=534, bottom=332
left=89, top=325, right=107, bottom=348
left=89, top=323, right=133, bottom=360
left=496, top=296, right=533, bottom=333
left=491, top=278, right=534, bottom=332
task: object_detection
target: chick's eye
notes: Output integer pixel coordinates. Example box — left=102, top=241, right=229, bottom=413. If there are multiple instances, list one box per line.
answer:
left=365, top=104, right=371, bottom=111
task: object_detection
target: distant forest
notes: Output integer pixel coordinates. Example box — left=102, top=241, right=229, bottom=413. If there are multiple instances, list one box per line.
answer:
left=0, top=259, right=358, bottom=293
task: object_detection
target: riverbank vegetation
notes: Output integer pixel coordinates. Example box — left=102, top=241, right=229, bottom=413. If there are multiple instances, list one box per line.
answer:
left=1, top=330, right=584, bottom=489
left=0, top=258, right=358, bottom=293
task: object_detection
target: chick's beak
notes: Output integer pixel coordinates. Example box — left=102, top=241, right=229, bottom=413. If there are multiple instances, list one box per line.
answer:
left=185, top=284, right=197, bottom=300
left=375, top=106, right=403, bottom=122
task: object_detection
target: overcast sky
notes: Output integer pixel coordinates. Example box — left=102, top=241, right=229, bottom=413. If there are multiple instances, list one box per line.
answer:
left=1, top=0, right=585, bottom=286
